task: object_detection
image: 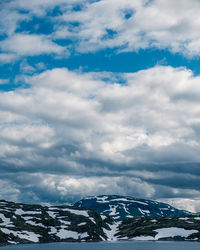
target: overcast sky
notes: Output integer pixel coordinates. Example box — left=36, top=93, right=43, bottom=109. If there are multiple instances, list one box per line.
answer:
left=1, top=0, right=200, bottom=212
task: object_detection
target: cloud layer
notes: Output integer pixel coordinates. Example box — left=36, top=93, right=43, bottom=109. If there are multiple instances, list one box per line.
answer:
left=0, top=65, right=200, bottom=210
left=1, top=0, right=200, bottom=62
left=55, top=0, right=200, bottom=56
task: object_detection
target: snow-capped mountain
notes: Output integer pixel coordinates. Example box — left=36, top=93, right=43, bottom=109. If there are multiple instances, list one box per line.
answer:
left=0, top=200, right=113, bottom=246
left=0, top=197, right=199, bottom=246
left=74, top=195, right=191, bottom=221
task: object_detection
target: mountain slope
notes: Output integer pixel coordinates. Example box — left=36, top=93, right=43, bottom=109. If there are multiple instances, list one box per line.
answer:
left=0, top=197, right=198, bottom=246
left=116, top=214, right=200, bottom=241
left=74, top=195, right=191, bottom=221
left=0, top=200, right=113, bottom=246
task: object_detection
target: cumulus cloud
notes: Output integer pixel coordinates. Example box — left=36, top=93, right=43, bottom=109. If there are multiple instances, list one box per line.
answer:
left=0, top=65, right=200, bottom=207
left=1, top=0, right=200, bottom=61
left=0, top=0, right=74, bottom=61
left=52, top=0, right=200, bottom=56
left=159, top=198, right=200, bottom=213
left=8, top=0, right=81, bottom=16
left=0, top=53, right=18, bottom=64
left=1, top=34, right=67, bottom=57
left=0, top=173, right=155, bottom=204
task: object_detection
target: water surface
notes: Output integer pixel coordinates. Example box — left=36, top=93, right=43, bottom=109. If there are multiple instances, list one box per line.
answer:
left=1, top=241, right=200, bottom=250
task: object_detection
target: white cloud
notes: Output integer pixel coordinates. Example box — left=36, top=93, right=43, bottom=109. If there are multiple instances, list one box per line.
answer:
left=20, top=59, right=36, bottom=74
left=0, top=6, right=30, bottom=36
left=1, top=0, right=200, bottom=60
left=1, top=34, right=67, bottom=56
left=54, top=0, right=200, bottom=56
left=0, top=53, right=18, bottom=64
left=0, top=79, right=9, bottom=85
left=159, top=198, right=200, bottom=213
left=13, top=173, right=155, bottom=203
left=1, top=66, right=200, bottom=202
left=1, top=65, right=200, bottom=164
left=3, top=0, right=81, bottom=17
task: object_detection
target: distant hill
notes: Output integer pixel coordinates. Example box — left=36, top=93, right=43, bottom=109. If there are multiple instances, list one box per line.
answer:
left=74, top=195, right=191, bottom=221
left=0, top=200, right=112, bottom=246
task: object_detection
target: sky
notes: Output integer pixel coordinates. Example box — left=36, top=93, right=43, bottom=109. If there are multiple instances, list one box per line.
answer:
left=1, top=0, right=200, bottom=212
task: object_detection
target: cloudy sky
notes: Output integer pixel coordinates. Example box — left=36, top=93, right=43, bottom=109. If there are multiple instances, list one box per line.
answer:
left=1, top=0, right=200, bottom=212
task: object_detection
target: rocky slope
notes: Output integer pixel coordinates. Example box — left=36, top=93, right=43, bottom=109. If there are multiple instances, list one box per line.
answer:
left=74, top=195, right=190, bottom=221
left=116, top=214, right=200, bottom=241
left=0, top=200, right=113, bottom=246
left=0, top=197, right=199, bottom=246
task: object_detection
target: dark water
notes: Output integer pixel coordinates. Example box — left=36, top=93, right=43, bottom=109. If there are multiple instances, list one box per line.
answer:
left=1, top=241, right=200, bottom=250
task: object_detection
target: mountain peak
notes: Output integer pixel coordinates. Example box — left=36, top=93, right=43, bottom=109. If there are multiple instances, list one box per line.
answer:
left=74, top=195, right=191, bottom=221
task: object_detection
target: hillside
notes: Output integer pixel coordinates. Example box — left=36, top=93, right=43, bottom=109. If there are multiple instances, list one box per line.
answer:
left=0, top=197, right=199, bottom=246
left=74, top=195, right=190, bottom=221
left=116, top=214, right=200, bottom=241
left=0, top=200, right=113, bottom=246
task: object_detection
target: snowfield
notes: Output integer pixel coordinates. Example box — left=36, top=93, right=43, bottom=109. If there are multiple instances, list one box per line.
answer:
left=132, top=227, right=198, bottom=241
left=154, top=227, right=198, bottom=240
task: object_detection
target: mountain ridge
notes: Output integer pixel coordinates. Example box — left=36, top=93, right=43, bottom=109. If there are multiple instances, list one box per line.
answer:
left=0, top=196, right=199, bottom=246
left=74, top=195, right=191, bottom=221
left=0, top=199, right=113, bottom=246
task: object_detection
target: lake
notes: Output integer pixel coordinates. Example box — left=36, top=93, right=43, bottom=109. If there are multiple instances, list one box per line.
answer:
left=1, top=241, right=200, bottom=250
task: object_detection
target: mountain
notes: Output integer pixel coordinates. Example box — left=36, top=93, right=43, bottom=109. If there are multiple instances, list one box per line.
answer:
left=0, top=200, right=113, bottom=246
left=0, top=197, right=199, bottom=246
left=116, top=214, right=200, bottom=241
left=74, top=195, right=191, bottom=221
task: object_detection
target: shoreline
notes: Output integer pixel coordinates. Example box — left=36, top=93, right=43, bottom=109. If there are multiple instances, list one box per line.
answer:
left=0, top=238, right=200, bottom=248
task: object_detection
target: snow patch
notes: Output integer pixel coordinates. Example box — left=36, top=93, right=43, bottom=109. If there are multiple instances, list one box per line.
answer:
left=141, top=209, right=150, bottom=214
left=0, top=213, right=13, bottom=226
left=47, top=211, right=56, bottom=218
left=100, top=215, right=107, bottom=220
left=109, top=205, right=118, bottom=216
left=15, top=209, right=41, bottom=215
left=154, top=227, right=198, bottom=240
left=49, top=227, right=57, bottom=234
left=138, top=208, right=145, bottom=215
left=96, top=196, right=109, bottom=203
left=62, top=208, right=89, bottom=217
left=110, top=198, right=129, bottom=202
left=56, top=229, right=79, bottom=239
left=103, top=222, right=120, bottom=241
left=133, top=235, right=155, bottom=241
left=179, top=217, right=189, bottom=221
left=78, top=222, right=86, bottom=226
left=89, top=217, right=96, bottom=224
left=80, top=232, right=89, bottom=239
left=1, top=228, right=40, bottom=243
left=26, top=220, right=45, bottom=227
left=121, top=204, right=130, bottom=215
